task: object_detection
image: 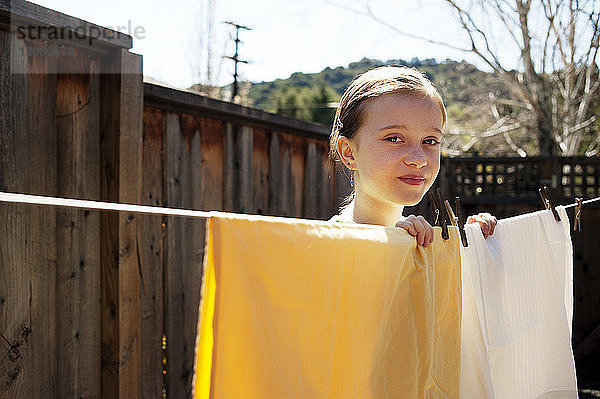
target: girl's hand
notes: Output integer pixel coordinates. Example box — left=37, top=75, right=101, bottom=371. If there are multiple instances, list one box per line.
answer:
left=396, top=215, right=434, bottom=247
left=466, top=213, right=498, bottom=238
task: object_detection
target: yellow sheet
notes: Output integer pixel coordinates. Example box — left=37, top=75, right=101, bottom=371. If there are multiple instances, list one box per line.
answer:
left=193, top=213, right=462, bottom=398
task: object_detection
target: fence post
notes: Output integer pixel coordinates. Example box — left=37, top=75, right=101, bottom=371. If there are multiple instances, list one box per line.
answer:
left=100, top=48, right=144, bottom=399
left=0, top=15, right=59, bottom=397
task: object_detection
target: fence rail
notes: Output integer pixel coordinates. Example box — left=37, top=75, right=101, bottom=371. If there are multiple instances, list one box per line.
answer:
left=440, top=156, right=600, bottom=204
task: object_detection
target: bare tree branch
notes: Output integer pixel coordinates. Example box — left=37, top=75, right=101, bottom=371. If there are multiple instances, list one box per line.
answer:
left=503, top=130, right=528, bottom=156
left=492, top=0, right=522, bottom=47
left=327, top=0, right=600, bottom=155
left=319, top=0, right=473, bottom=52
left=543, top=0, right=570, bottom=67
left=363, top=2, right=472, bottom=52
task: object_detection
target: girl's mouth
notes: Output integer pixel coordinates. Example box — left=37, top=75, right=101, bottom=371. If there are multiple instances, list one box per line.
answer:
left=398, top=175, right=426, bottom=185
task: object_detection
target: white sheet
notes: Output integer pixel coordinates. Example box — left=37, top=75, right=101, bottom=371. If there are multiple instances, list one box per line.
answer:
left=460, top=206, right=578, bottom=399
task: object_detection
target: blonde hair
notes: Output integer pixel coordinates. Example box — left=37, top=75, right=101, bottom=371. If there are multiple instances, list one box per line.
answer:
left=328, top=65, right=447, bottom=210
left=329, top=65, right=446, bottom=167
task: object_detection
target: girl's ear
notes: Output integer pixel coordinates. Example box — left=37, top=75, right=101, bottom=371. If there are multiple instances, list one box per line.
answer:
left=337, top=136, right=356, bottom=169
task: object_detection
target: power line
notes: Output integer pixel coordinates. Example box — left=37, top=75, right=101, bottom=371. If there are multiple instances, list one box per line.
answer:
left=223, top=21, right=251, bottom=102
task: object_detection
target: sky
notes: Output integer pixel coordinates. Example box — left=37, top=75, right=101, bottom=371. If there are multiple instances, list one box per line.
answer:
left=28, top=0, right=504, bottom=89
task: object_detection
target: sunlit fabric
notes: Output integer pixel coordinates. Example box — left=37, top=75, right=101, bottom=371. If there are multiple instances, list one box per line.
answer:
left=193, top=213, right=462, bottom=399
left=460, top=207, right=578, bottom=399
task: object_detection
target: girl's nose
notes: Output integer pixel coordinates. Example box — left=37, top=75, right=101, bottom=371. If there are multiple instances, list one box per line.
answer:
left=403, top=145, right=427, bottom=168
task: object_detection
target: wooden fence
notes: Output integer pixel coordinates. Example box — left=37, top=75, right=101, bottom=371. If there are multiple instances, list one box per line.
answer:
left=0, top=1, right=599, bottom=397
left=141, top=83, right=348, bottom=398
left=0, top=2, right=348, bottom=398
left=1, top=1, right=145, bottom=398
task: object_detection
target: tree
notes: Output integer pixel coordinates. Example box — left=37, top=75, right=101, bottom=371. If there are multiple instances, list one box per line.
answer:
left=447, top=0, right=600, bottom=156
left=309, top=85, right=338, bottom=126
left=335, top=0, right=600, bottom=156
left=272, top=85, right=338, bottom=125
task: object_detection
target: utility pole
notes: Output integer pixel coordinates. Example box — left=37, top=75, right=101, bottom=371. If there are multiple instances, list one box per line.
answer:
left=223, top=21, right=251, bottom=102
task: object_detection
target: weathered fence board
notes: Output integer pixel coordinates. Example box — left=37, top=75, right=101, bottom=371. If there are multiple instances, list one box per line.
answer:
left=238, top=126, right=254, bottom=213
left=163, top=112, right=211, bottom=397
left=280, top=137, right=293, bottom=217
left=252, top=127, right=270, bottom=215
left=99, top=49, right=144, bottom=399
left=164, top=112, right=187, bottom=398
left=199, top=117, right=225, bottom=211
left=318, top=142, right=334, bottom=220
left=25, top=44, right=60, bottom=399
left=290, top=134, right=306, bottom=217
left=180, top=115, right=205, bottom=399
left=56, top=69, right=102, bottom=399
left=223, top=123, right=236, bottom=212
left=304, top=142, right=319, bottom=218
left=269, top=133, right=281, bottom=215
left=141, top=106, right=166, bottom=398
left=0, top=26, right=60, bottom=399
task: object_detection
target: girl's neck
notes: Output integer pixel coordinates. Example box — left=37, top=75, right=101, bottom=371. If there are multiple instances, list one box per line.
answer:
left=346, top=192, right=405, bottom=227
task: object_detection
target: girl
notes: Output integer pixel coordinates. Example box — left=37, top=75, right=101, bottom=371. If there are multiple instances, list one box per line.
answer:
left=329, top=66, right=496, bottom=246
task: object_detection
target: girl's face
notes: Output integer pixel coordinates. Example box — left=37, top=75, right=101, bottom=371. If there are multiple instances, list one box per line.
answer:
left=349, top=93, right=443, bottom=206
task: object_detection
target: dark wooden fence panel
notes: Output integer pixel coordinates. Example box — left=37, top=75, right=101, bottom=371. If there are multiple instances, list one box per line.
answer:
left=140, top=106, right=166, bottom=399
left=0, top=27, right=59, bottom=398
left=140, top=94, right=340, bottom=395
left=164, top=112, right=189, bottom=398
left=99, top=49, right=144, bottom=399
left=199, top=117, right=225, bottom=211
left=56, top=69, right=102, bottom=399
left=252, top=127, right=270, bottom=215
left=1, top=2, right=143, bottom=398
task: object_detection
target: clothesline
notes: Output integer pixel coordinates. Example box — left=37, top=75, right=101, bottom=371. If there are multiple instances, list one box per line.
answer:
left=0, top=191, right=598, bottom=219
left=0, top=191, right=214, bottom=219
left=563, top=196, right=600, bottom=209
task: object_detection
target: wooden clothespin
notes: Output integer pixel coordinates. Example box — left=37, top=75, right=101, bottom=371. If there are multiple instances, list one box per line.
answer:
left=454, top=197, right=469, bottom=247
left=435, top=188, right=449, bottom=240
left=443, top=199, right=469, bottom=247
left=539, top=186, right=561, bottom=222
left=443, top=199, right=457, bottom=226
left=573, top=197, right=583, bottom=232
left=428, top=191, right=440, bottom=226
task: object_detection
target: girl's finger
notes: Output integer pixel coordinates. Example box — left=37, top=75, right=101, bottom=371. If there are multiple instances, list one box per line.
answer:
left=480, top=219, right=491, bottom=238
left=413, top=216, right=430, bottom=247
left=489, top=217, right=497, bottom=236
left=405, top=217, right=425, bottom=246
left=406, top=220, right=423, bottom=246
left=479, top=213, right=497, bottom=237
left=468, top=216, right=489, bottom=237
left=397, top=216, right=435, bottom=247
left=417, top=215, right=434, bottom=246
left=396, top=221, right=417, bottom=237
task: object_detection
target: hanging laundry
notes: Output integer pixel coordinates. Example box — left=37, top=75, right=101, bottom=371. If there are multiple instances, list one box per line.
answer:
left=460, top=207, right=578, bottom=399
left=193, top=213, right=462, bottom=399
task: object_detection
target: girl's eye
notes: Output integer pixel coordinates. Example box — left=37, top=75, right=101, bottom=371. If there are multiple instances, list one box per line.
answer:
left=385, top=136, right=401, bottom=143
left=423, top=138, right=440, bottom=145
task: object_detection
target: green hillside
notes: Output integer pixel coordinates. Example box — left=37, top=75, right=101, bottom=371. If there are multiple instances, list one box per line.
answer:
left=247, top=57, right=508, bottom=130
